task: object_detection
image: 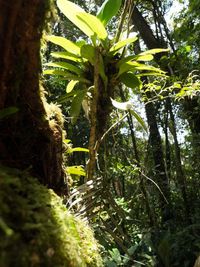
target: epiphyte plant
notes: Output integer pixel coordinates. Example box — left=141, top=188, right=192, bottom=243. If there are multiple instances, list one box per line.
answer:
left=44, top=0, right=167, bottom=180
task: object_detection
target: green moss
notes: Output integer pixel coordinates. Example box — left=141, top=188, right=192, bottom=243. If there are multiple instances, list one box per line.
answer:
left=0, top=166, right=103, bottom=267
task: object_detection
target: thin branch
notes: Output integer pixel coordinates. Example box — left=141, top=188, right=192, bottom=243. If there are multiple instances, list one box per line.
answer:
left=100, top=113, right=128, bottom=144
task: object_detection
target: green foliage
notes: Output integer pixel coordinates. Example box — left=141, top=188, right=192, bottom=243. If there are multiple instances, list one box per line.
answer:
left=173, top=0, right=200, bottom=73
left=0, top=166, right=103, bottom=267
left=109, top=36, right=138, bottom=55
left=157, top=226, right=200, bottom=267
left=64, top=139, right=89, bottom=176
left=97, top=0, right=122, bottom=26
left=66, top=165, right=86, bottom=176
left=174, top=72, right=200, bottom=100
left=44, top=0, right=166, bottom=127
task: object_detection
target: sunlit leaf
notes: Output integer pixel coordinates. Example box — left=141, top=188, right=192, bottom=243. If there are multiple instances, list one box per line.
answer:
left=44, top=62, right=83, bottom=75
left=43, top=69, right=69, bottom=76
left=66, top=166, right=86, bottom=176
left=67, top=147, right=89, bottom=153
left=66, top=80, right=79, bottom=93
left=118, top=54, right=154, bottom=66
left=76, top=40, right=87, bottom=47
left=119, top=72, right=142, bottom=89
left=139, top=48, right=169, bottom=55
left=64, top=139, right=72, bottom=144
left=137, top=72, right=166, bottom=77
left=109, top=36, right=138, bottom=55
left=46, top=35, right=80, bottom=55
left=51, top=51, right=82, bottom=62
left=97, top=0, right=122, bottom=26
left=44, top=69, right=90, bottom=83
left=0, top=107, right=19, bottom=120
left=77, top=12, right=107, bottom=41
left=70, top=89, right=88, bottom=124
left=61, top=76, right=91, bottom=84
left=134, top=54, right=154, bottom=61
left=118, top=61, right=165, bottom=76
left=57, top=0, right=96, bottom=39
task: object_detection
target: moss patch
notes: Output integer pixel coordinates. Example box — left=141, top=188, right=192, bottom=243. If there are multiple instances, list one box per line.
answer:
left=0, top=166, right=103, bottom=267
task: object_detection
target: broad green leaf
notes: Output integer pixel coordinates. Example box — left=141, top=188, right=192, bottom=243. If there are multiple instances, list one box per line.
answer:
left=44, top=62, right=83, bottom=75
left=77, top=12, right=107, bottom=41
left=0, top=107, right=19, bottom=120
left=43, top=69, right=68, bottom=76
left=61, top=76, right=91, bottom=83
left=139, top=48, right=169, bottom=55
left=44, top=69, right=90, bottom=83
left=66, top=80, right=79, bottom=93
left=57, top=0, right=96, bottom=39
left=111, top=98, right=133, bottom=110
left=70, top=89, right=88, bottom=124
left=117, top=61, right=138, bottom=76
left=66, top=166, right=86, bottom=176
left=118, top=49, right=169, bottom=66
left=109, top=36, right=138, bottom=55
left=51, top=51, right=82, bottom=62
left=64, top=139, right=71, bottom=144
left=67, top=147, right=89, bottom=153
left=137, top=72, right=166, bottom=77
left=47, top=35, right=80, bottom=55
left=118, top=61, right=165, bottom=76
left=134, top=54, right=154, bottom=61
left=81, top=45, right=95, bottom=64
left=119, top=72, right=142, bottom=89
left=133, top=64, right=165, bottom=72
left=129, top=109, right=148, bottom=133
left=97, top=0, right=122, bottom=26
left=76, top=40, right=87, bottom=47
left=118, top=54, right=154, bottom=66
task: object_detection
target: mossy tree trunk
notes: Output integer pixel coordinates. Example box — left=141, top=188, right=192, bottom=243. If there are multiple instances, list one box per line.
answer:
left=87, top=48, right=113, bottom=181
left=0, top=0, right=65, bottom=193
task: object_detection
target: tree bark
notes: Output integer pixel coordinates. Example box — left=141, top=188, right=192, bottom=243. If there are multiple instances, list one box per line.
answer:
left=0, top=0, right=66, bottom=193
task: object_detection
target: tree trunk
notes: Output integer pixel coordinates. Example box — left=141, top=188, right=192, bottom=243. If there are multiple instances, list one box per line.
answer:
left=0, top=0, right=66, bottom=193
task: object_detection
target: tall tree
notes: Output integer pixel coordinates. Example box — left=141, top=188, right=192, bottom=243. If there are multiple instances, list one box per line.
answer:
left=0, top=0, right=65, bottom=193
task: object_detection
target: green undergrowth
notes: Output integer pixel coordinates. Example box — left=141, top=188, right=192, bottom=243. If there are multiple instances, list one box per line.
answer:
left=0, top=166, right=103, bottom=267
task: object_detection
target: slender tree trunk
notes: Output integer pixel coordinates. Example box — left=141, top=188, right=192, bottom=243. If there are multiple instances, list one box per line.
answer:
left=130, top=14, right=171, bottom=220
left=119, top=87, right=157, bottom=226
left=0, top=0, right=66, bottom=193
left=163, top=100, right=171, bottom=181
left=145, top=95, right=171, bottom=219
left=168, top=100, right=191, bottom=221
left=132, top=3, right=200, bottom=191
left=87, top=47, right=113, bottom=181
